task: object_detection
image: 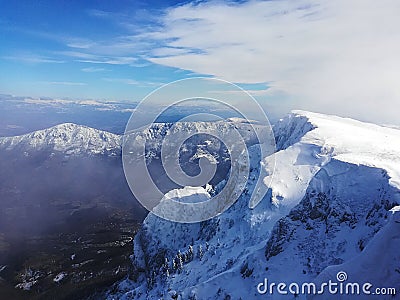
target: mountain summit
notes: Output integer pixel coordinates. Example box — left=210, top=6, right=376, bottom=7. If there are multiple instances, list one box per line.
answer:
left=0, top=123, right=121, bottom=156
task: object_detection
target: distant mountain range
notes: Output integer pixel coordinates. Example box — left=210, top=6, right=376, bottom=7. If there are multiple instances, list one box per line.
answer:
left=0, top=118, right=264, bottom=156
left=0, top=118, right=262, bottom=236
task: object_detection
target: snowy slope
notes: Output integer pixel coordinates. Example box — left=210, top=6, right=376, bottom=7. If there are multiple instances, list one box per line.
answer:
left=309, top=206, right=400, bottom=300
left=107, top=111, right=400, bottom=300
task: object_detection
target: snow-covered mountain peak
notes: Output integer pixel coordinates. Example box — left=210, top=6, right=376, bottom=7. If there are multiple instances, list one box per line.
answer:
left=0, top=123, right=122, bottom=156
left=277, top=110, right=400, bottom=189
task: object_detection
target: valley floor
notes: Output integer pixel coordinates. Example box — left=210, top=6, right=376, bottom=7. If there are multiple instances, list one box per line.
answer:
left=0, top=209, right=141, bottom=300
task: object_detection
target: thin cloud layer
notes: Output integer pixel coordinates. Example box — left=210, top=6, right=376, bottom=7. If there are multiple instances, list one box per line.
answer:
left=42, top=81, right=87, bottom=86
left=143, top=0, right=400, bottom=124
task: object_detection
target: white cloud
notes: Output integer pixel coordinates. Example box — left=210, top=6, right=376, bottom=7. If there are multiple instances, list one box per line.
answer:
left=42, top=81, right=87, bottom=86
left=79, top=57, right=138, bottom=65
left=151, top=47, right=198, bottom=57
left=102, top=77, right=160, bottom=87
left=210, top=88, right=270, bottom=97
left=103, top=78, right=140, bottom=85
left=66, top=37, right=96, bottom=49
left=58, top=50, right=140, bottom=66
left=140, top=0, right=400, bottom=124
left=87, top=9, right=113, bottom=19
left=81, top=67, right=106, bottom=72
left=3, top=54, right=65, bottom=64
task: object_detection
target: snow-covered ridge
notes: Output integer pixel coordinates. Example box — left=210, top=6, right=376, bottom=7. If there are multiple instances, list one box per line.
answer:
left=261, top=110, right=400, bottom=212
left=279, top=110, right=400, bottom=190
left=0, top=118, right=268, bottom=157
left=108, top=111, right=400, bottom=300
left=0, top=123, right=122, bottom=156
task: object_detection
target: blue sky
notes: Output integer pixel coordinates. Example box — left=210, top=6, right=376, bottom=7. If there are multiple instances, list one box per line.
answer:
left=0, top=0, right=207, bottom=100
left=1, top=0, right=399, bottom=124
